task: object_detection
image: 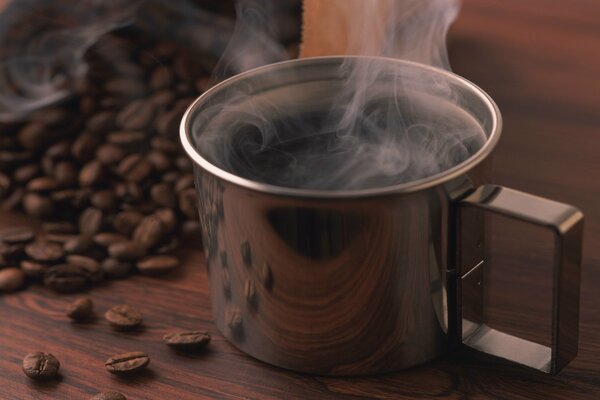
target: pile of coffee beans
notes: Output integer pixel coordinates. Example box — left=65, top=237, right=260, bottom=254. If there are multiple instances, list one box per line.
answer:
left=24, top=296, right=212, bottom=398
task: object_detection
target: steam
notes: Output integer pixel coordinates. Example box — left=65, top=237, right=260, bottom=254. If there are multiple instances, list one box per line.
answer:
left=0, top=0, right=143, bottom=121
left=194, top=0, right=487, bottom=190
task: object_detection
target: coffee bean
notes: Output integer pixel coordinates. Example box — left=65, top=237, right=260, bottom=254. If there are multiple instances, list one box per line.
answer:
left=113, top=211, right=144, bottom=236
left=162, top=331, right=211, bottom=351
left=146, top=150, right=171, bottom=172
left=180, top=220, right=201, bottom=236
left=79, top=160, right=105, bottom=187
left=20, top=260, right=48, bottom=280
left=43, top=222, right=77, bottom=234
left=23, top=193, right=54, bottom=219
left=79, top=207, right=104, bottom=236
left=27, top=176, right=60, bottom=192
left=71, top=133, right=100, bottom=161
left=155, top=108, right=182, bottom=136
left=101, top=258, right=131, bottom=279
left=175, top=156, right=193, bottom=172
left=108, top=241, right=146, bottom=260
left=107, top=131, right=146, bottom=146
left=150, top=183, right=176, bottom=208
left=175, top=174, right=194, bottom=192
left=46, top=233, right=77, bottom=244
left=90, top=190, right=117, bottom=210
left=91, top=391, right=127, bottom=400
left=126, top=158, right=153, bottom=183
left=150, top=90, right=176, bottom=109
left=151, top=137, right=180, bottom=154
left=18, top=122, right=49, bottom=150
left=155, top=238, right=179, bottom=254
left=0, top=268, right=26, bottom=292
left=96, top=143, right=126, bottom=165
left=105, top=304, right=143, bottom=330
left=105, top=351, right=149, bottom=375
left=94, top=232, right=128, bottom=248
left=22, top=352, right=60, bottom=380
left=161, top=170, right=180, bottom=184
left=44, top=264, right=90, bottom=293
left=0, top=227, right=36, bottom=244
left=31, top=107, right=69, bottom=127
left=46, top=140, right=72, bottom=159
left=13, top=164, right=39, bottom=183
left=178, top=188, right=198, bottom=219
left=150, top=67, right=174, bottom=90
left=66, top=255, right=103, bottom=283
left=137, top=255, right=179, bottom=275
left=115, top=182, right=143, bottom=203
left=116, top=100, right=155, bottom=131
left=64, top=235, right=95, bottom=255
left=53, top=161, right=78, bottom=187
left=86, top=111, right=116, bottom=132
left=66, top=297, right=94, bottom=321
left=105, top=78, right=147, bottom=98
left=133, top=215, right=164, bottom=249
left=154, top=208, right=178, bottom=233
left=1, top=187, right=23, bottom=211
left=25, top=241, right=65, bottom=263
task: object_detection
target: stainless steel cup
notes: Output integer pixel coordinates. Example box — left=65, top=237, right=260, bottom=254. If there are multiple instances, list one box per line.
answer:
left=181, top=56, right=583, bottom=375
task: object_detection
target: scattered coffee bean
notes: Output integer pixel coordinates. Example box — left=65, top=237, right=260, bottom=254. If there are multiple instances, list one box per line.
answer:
left=137, top=255, right=179, bottom=275
left=133, top=215, right=164, bottom=249
left=25, top=241, right=65, bottom=263
left=79, top=207, right=104, bottom=236
left=108, top=241, right=146, bottom=260
left=101, top=258, right=131, bottom=279
left=0, top=268, right=26, bottom=292
left=105, top=304, right=143, bottom=330
left=162, top=331, right=211, bottom=351
left=91, top=391, right=127, bottom=400
left=22, top=352, right=60, bottom=380
left=0, top=227, right=35, bottom=244
left=112, top=211, right=144, bottom=236
left=67, top=297, right=94, bottom=321
left=44, top=264, right=90, bottom=293
left=105, top=351, right=150, bottom=376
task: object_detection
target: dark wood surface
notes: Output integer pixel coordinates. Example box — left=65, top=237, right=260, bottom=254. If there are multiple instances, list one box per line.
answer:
left=2, top=0, right=600, bottom=398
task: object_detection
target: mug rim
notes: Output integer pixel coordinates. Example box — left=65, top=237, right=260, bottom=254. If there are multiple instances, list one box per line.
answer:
left=180, top=56, right=502, bottom=198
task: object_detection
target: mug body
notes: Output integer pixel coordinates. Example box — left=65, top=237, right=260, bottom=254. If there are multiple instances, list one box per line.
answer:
left=182, top=56, right=501, bottom=375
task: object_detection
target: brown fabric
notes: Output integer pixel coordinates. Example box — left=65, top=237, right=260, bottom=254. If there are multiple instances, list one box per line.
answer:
left=300, top=0, right=394, bottom=58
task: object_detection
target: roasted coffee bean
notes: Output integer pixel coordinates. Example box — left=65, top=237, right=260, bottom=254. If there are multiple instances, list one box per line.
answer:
left=105, top=351, right=149, bottom=375
left=105, top=78, right=147, bottom=98
left=23, top=193, right=54, bottom=219
left=71, top=133, right=100, bottom=161
left=13, top=164, right=39, bottom=183
left=116, top=154, right=142, bottom=177
left=150, top=183, right=176, bottom=208
left=96, top=143, right=126, bottom=165
left=154, top=208, right=178, bottom=234
left=31, top=107, right=69, bottom=127
left=155, top=238, right=179, bottom=254
left=136, top=255, right=179, bottom=275
left=86, top=111, right=116, bottom=132
left=91, top=391, right=127, bottom=400
left=105, top=304, right=143, bottom=330
left=150, top=90, right=176, bottom=109
left=175, top=174, right=194, bottom=192
left=46, top=233, right=77, bottom=244
left=155, top=108, right=182, bottom=136
left=0, top=268, right=26, bottom=292
left=43, top=222, right=77, bottom=234
left=180, top=220, right=201, bottom=236
left=79, top=160, right=105, bottom=187
left=0, top=173, right=10, bottom=199
left=53, top=161, right=78, bottom=187
left=150, top=67, right=174, bottom=90
left=178, top=189, right=198, bottom=219
left=18, top=122, right=49, bottom=150
left=151, top=137, right=180, bottom=154
left=175, top=156, right=193, bottom=172
left=27, top=176, right=60, bottom=192
left=20, top=260, right=48, bottom=280
left=133, top=215, right=164, bottom=249
left=44, top=264, right=90, bottom=293
left=162, top=331, right=211, bottom=351
left=113, top=211, right=144, bottom=236
left=64, top=235, right=95, bottom=255
left=94, top=232, right=128, bottom=248
left=0, top=227, right=35, bottom=244
left=79, top=207, right=104, bottom=236
left=90, top=190, right=117, bottom=210
left=46, top=140, right=72, bottom=159
left=22, top=352, right=60, bottom=380
left=115, top=182, right=143, bottom=203
left=101, top=258, right=131, bottom=279
left=66, top=297, right=94, bottom=321
left=66, top=255, right=103, bottom=283
left=116, top=100, right=155, bottom=131
left=161, top=170, right=180, bottom=184
left=125, top=158, right=153, bottom=183
left=146, top=150, right=171, bottom=172
left=25, top=241, right=65, bottom=263
left=107, top=131, right=146, bottom=146
left=108, top=241, right=146, bottom=260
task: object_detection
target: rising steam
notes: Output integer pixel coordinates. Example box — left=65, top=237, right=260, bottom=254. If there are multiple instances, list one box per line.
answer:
left=193, top=0, right=486, bottom=190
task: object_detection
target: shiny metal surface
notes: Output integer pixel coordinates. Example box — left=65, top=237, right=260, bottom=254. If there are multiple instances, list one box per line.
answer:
left=180, top=57, right=583, bottom=375
left=458, top=185, right=583, bottom=373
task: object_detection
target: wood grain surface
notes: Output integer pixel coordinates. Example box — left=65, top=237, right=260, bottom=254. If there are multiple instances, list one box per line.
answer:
left=1, top=0, right=600, bottom=398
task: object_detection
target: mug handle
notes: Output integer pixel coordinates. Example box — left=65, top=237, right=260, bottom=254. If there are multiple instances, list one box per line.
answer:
left=456, top=184, right=583, bottom=374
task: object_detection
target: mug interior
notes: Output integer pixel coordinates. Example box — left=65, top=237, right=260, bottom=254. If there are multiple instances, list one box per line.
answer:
left=181, top=56, right=501, bottom=197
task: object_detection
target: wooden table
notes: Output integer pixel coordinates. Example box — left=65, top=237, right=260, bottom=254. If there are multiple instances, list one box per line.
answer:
left=2, top=0, right=600, bottom=398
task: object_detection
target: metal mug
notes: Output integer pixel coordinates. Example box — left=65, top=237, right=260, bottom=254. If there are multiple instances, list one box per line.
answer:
left=180, top=56, right=583, bottom=375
